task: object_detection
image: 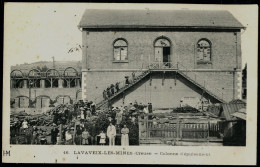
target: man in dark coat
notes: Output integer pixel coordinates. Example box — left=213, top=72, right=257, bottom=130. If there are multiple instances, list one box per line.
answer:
left=125, top=76, right=130, bottom=85
left=64, top=107, right=70, bottom=123
left=83, top=106, right=88, bottom=119
left=51, top=124, right=59, bottom=144
left=53, top=110, right=59, bottom=125
left=110, top=84, right=115, bottom=95
left=107, top=87, right=111, bottom=98
left=91, top=103, right=96, bottom=115
left=115, top=82, right=120, bottom=93
left=103, top=90, right=107, bottom=100
left=148, top=103, right=153, bottom=113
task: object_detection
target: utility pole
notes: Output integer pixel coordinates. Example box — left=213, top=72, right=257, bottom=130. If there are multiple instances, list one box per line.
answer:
left=52, top=56, right=55, bottom=69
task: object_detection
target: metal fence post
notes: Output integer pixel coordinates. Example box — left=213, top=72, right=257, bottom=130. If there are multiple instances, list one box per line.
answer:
left=176, top=114, right=179, bottom=141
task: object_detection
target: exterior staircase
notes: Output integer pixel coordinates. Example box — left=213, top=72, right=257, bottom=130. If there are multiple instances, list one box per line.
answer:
left=96, top=70, right=151, bottom=109
left=96, top=62, right=227, bottom=109
left=177, top=71, right=226, bottom=103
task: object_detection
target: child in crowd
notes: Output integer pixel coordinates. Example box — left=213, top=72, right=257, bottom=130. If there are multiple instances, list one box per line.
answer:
left=98, top=130, right=106, bottom=146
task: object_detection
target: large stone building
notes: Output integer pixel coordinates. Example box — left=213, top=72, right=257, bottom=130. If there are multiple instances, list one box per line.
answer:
left=10, top=61, right=82, bottom=108
left=78, top=9, right=245, bottom=109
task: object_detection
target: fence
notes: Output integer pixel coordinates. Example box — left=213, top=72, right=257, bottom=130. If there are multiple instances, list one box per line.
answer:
left=138, top=114, right=222, bottom=144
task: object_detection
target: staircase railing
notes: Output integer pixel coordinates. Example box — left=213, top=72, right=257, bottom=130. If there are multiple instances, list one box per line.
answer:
left=94, top=69, right=151, bottom=108
left=141, top=61, right=227, bottom=102
left=176, top=62, right=226, bottom=102
left=94, top=61, right=228, bottom=108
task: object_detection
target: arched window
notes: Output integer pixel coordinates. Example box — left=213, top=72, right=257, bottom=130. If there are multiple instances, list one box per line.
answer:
left=154, top=37, right=171, bottom=63
left=113, top=39, right=128, bottom=61
left=196, top=39, right=211, bottom=63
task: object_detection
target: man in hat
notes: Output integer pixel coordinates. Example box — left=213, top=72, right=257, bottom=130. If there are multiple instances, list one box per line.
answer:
left=51, top=123, right=59, bottom=145
left=107, top=123, right=116, bottom=146
left=115, top=82, right=120, bottom=93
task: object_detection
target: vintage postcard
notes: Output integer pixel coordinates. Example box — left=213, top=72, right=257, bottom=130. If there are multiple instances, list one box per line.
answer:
left=2, top=3, right=258, bottom=165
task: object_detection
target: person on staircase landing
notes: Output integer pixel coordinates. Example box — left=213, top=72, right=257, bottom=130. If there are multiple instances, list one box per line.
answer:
left=115, top=82, right=120, bottom=93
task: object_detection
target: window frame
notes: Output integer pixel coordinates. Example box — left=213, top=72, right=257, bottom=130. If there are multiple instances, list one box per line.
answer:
left=153, top=36, right=172, bottom=63
left=113, top=38, right=129, bottom=63
left=196, top=39, right=212, bottom=64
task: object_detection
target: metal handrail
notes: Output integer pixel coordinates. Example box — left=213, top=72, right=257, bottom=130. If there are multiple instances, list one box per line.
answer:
left=176, top=62, right=226, bottom=102
left=95, top=70, right=150, bottom=107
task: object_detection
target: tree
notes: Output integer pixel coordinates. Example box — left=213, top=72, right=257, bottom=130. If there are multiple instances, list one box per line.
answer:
left=36, top=65, right=49, bottom=72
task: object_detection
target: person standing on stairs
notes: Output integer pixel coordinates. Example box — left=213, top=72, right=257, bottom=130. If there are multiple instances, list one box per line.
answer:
left=115, top=82, right=120, bottom=93
left=103, top=89, right=107, bottom=100
left=125, top=76, right=130, bottom=86
left=107, top=87, right=111, bottom=98
left=110, top=84, right=115, bottom=95
left=132, top=72, right=136, bottom=81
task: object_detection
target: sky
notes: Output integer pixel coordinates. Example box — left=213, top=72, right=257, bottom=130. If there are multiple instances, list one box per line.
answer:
left=4, top=3, right=258, bottom=68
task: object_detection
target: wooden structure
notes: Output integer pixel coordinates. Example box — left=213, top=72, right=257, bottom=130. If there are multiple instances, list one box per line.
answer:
left=138, top=113, right=223, bottom=145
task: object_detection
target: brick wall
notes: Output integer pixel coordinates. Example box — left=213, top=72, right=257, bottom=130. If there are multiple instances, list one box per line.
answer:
left=83, top=30, right=240, bottom=70
left=80, top=29, right=241, bottom=107
left=82, top=71, right=235, bottom=108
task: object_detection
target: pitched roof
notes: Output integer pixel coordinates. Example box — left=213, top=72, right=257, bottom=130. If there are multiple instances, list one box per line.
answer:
left=231, top=108, right=246, bottom=120
left=78, top=9, right=245, bottom=29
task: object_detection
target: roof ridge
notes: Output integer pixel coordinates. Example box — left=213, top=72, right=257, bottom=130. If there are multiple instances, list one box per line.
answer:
left=78, top=9, right=245, bottom=29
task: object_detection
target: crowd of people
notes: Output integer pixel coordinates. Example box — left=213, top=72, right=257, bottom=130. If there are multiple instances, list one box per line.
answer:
left=11, top=99, right=153, bottom=146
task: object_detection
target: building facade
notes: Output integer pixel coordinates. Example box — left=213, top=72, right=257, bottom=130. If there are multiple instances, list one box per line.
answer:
left=10, top=62, right=82, bottom=108
left=78, top=9, right=245, bottom=109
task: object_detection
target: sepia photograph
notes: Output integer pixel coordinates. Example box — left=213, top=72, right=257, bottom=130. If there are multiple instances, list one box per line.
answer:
left=2, top=3, right=258, bottom=164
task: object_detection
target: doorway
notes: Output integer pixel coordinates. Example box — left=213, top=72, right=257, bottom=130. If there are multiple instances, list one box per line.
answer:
left=163, top=47, right=170, bottom=64
left=154, top=38, right=171, bottom=68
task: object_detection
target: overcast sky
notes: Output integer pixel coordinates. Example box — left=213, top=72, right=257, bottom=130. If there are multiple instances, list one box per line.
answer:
left=4, top=3, right=258, bottom=68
